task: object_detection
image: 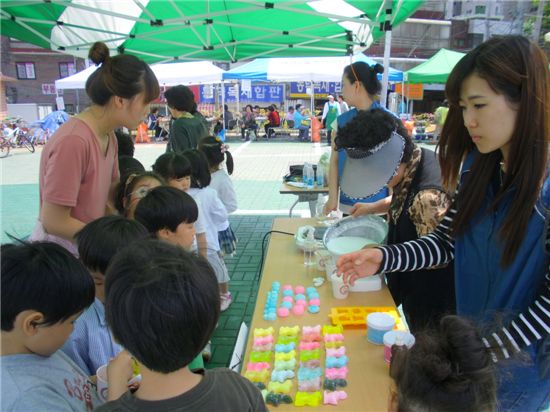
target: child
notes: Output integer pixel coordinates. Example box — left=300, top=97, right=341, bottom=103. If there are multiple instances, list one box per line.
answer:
left=96, top=240, right=267, bottom=411
left=134, top=186, right=198, bottom=251
left=1, top=241, right=99, bottom=410
left=152, top=152, right=208, bottom=258
left=182, top=149, right=232, bottom=311
left=114, top=171, right=165, bottom=219
left=61, top=216, right=149, bottom=376
left=198, top=135, right=238, bottom=256
left=389, top=316, right=496, bottom=412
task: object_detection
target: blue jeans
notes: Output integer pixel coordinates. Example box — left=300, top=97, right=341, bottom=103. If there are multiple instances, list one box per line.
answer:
left=496, top=348, right=550, bottom=411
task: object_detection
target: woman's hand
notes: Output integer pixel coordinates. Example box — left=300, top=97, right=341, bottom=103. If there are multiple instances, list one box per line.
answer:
left=349, top=202, right=372, bottom=217
left=336, top=248, right=383, bottom=286
left=323, top=196, right=338, bottom=215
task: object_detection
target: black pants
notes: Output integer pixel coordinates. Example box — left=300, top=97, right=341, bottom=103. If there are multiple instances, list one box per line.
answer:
left=241, top=125, right=257, bottom=140
left=326, top=129, right=333, bottom=146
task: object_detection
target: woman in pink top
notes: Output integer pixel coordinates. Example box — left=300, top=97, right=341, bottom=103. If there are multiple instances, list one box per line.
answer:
left=30, top=42, right=159, bottom=254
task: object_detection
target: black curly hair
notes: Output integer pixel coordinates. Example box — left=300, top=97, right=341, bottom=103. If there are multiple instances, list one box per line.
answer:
left=335, top=109, right=413, bottom=164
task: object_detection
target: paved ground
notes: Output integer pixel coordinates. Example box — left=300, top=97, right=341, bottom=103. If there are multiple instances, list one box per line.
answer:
left=0, top=136, right=434, bottom=369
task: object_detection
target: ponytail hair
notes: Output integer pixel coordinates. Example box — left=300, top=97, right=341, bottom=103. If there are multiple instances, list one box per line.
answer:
left=198, top=135, right=234, bottom=175
left=343, top=62, right=384, bottom=96
left=390, top=316, right=496, bottom=412
left=86, top=42, right=159, bottom=106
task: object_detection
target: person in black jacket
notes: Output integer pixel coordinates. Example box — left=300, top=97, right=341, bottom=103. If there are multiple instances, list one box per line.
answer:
left=335, top=109, right=455, bottom=332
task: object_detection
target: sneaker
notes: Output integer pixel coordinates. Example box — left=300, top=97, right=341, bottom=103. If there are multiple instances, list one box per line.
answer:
left=202, top=341, right=212, bottom=362
left=220, top=292, right=232, bottom=311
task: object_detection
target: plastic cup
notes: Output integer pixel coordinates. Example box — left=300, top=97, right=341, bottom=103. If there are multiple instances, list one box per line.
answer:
left=96, top=364, right=109, bottom=402
left=315, top=249, right=331, bottom=271
left=383, top=331, right=415, bottom=363
left=330, top=273, right=349, bottom=299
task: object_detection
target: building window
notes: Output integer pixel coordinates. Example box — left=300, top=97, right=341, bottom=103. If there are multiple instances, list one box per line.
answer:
left=475, top=5, right=486, bottom=14
left=16, top=62, right=36, bottom=79
left=59, top=62, right=76, bottom=78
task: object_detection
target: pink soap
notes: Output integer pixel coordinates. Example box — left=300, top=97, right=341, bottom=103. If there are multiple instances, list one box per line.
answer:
left=294, top=285, right=305, bottom=294
left=283, top=284, right=293, bottom=291
left=292, top=305, right=305, bottom=316
left=277, top=307, right=290, bottom=317
left=282, top=296, right=294, bottom=303
left=295, top=299, right=307, bottom=306
left=309, top=298, right=321, bottom=306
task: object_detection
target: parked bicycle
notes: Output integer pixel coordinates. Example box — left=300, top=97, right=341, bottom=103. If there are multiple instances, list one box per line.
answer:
left=1, top=118, right=35, bottom=157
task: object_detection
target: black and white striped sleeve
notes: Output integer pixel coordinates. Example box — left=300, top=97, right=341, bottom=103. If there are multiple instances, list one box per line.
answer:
left=483, top=221, right=550, bottom=362
left=378, top=200, right=456, bottom=273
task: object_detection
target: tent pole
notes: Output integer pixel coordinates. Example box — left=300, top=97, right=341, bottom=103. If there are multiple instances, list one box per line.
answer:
left=310, top=80, right=314, bottom=113
left=380, top=2, right=392, bottom=108
left=235, top=82, right=240, bottom=115
left=221, top=81, right=226, bottom=135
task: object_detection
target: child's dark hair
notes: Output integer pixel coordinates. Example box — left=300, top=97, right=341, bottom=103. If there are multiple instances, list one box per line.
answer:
left=134, top=186, right=198, bottom=235
left=164, top=85, right=197, bottom=114
left=1, top=241, right=95, bottom=331
left=198, top=135, right=234, bottom=175
left=86, top=42, right=159, bottom=106
left=182, top=149, right=211, bottom=188
left=114, top=171, right=165, bottom=215
left=105, top=239, right=220, bottom=373
left=75, top=216, right=149, bottom=274
left=335, top=109, right=413, bottom=164
left=343, top=62, right=384, bottom=96
left=152, top=152, right=192, bottom=181
left=118, top=155, right=145, bottom=178
left=115, top=130, right=135, bottom=157
left=390, top=315, right=496, bottom=412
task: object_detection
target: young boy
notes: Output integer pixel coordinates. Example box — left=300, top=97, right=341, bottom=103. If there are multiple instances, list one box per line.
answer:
left=134, top=186, right=216, bottom=363
left=96, top=240, right=267, bottom=411
left=134, top=186, right=198, bottom=251
left=61, top=216, right=149, bottom=376
left=1, top=241, right=100, bottom=411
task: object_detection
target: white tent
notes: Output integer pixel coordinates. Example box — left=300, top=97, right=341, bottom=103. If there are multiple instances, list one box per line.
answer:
left=55, top=61, right=225, bottom=90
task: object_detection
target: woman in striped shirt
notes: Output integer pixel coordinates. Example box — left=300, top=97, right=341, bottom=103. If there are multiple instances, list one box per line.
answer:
left=337, top=35, right=550, bottom=411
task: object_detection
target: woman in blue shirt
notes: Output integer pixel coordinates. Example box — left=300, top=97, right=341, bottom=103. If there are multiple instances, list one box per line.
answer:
left=337, top=35, right=550, bottom=410
left=325, top=62, right=388, bottom=215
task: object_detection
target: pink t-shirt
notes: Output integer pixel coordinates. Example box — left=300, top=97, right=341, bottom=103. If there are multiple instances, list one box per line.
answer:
left=38, top=117, right=119, bottom=223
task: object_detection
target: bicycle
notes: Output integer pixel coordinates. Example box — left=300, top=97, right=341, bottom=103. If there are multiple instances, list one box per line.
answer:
left=1, top=118, right=35, bottom=155
left=0, top=134, right=10, bottom=158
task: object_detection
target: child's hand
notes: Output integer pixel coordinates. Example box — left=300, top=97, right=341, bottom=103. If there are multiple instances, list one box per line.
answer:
left=106, top=350, right=135, bottom=401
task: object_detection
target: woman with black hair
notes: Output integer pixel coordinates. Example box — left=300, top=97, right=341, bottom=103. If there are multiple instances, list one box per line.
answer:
left=338, top=36, right=550, bottom=409
left=164, top=85, right=209, bottom=153
left=336, top=109, right=455, bottom=332
left=324, top=62, right=390, bottom=215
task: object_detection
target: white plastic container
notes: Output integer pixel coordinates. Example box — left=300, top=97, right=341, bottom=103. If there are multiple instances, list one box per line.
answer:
left=348, top=274, right=382, bottom=292
left=383, top=330, right=415, bottom=362
left=366, top=312, right=395, bottom=345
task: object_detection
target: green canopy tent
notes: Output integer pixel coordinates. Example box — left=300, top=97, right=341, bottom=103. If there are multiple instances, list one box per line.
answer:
left=404, top=48, right=466, bottom=84
left=0, top=0, right=422, bottom=63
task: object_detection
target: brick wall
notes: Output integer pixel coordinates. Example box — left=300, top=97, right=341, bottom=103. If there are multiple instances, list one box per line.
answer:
left=1, top=36, right=91, bottom=114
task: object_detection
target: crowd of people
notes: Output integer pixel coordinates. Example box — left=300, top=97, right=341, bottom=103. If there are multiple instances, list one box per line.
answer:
left=1, top=34, right=549, bottom=412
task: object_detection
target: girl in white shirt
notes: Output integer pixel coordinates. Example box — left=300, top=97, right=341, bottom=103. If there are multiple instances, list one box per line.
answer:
left=198, top=136, right=238, bottom=256
left=182, top=149, right=232, bottom=312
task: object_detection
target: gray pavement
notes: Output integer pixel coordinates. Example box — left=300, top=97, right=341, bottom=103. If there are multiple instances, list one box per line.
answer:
left=0, top=139, right=333, bottom=242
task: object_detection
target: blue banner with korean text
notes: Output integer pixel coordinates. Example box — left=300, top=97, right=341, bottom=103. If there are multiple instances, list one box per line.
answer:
left=199, top=84, right=284, bottom=103
left=289, top=81, right=342, bottom=97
